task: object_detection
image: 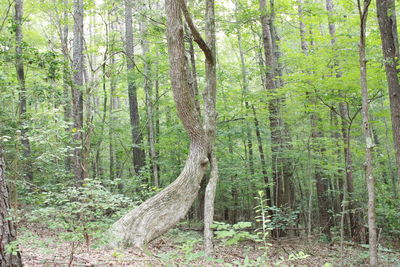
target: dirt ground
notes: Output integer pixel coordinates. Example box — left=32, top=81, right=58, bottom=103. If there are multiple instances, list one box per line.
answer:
left=19, top=224, right=400, bottom=266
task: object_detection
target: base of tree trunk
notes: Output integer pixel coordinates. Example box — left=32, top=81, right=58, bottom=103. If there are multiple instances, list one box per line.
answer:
left=107, top=144, right=208, bottom=247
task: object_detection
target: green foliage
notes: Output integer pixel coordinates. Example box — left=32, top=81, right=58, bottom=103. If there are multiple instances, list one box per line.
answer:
left=212, top=221, right=258, bottom=245
left=274, top=251, right=309, bottom=266
left=26, top=179, right=135, bottom=244
left=266, top=206, right=300, bottom=233
left=4, top=240, right=20, bottom=256
left=254, top=191, right=271, bottom=251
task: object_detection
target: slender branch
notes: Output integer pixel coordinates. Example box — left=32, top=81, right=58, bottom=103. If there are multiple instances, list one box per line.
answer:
left=177, top=0, right=214, bottom=64
left=0, top=0, right=14, bottom=33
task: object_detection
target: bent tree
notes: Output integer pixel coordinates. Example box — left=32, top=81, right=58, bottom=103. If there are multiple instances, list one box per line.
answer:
left=108, top=0, right=217, bottom=248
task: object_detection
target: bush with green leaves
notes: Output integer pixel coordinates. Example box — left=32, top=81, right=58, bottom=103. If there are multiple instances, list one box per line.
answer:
left=265, top=205, right=299, bottom=235
left=211, top=221, right=258, bottom=245
left=26, top=179, right=135, bottom=245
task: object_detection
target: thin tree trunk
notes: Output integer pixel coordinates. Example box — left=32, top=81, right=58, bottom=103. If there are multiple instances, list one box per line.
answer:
left=252, top=105, right=271, bottom=204
left=71, top=0, right=85, bottom=182
left=259, top=0, right=292, bottom=209
left=358, top=0, right=377, bottom=265
left=61, top=0, right=72, bottom=174
left=376, top=0, right=400, bottom=191
left=0, top=148, right=23, bottom=267
left=124, top=0, right=145, bottom=175
left=15, top=0, right=33, bottom=182
left=202, top=0, right=218, bottom=256
left=326, top=0, right=361, bottom=241
left=235, top=3, right=255, bottom=176
left=140, top=14, right=159, bottom=187
left=298, top=0, right=331, bottom=239
left=109, top=18, right=117, bottom=182
left=154, top=56, right=161, bottom=180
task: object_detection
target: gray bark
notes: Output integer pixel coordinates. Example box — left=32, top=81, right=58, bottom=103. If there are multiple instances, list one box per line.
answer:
left=357, top=0, right=377, bottom=265
left=108, top=0, right=210, bottom=247
left=72, top=0, right=85, bottom=182
left=203, top=0, right=218, bottom=256
left=109, top=19, right=117, bottom=182
left=61, top=0, right=72, bottom=173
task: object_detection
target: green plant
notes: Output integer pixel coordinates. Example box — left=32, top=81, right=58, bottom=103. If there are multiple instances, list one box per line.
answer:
left=26, top=179, right=135, bottom=247
left=212, top=221, right=258, bottom=245
left=274, top=251, right=309, bottom=265
left=254, top=191, right=272, bottom=252
left=4, top=240, right=20, bottom=256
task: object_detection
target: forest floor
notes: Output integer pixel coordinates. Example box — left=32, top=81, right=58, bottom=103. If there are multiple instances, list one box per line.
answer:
left=19, top=223, right=400, bottom=267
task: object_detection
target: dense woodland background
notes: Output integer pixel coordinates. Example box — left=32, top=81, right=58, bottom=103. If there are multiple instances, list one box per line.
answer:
left=1, top=0, right=400, bottom=265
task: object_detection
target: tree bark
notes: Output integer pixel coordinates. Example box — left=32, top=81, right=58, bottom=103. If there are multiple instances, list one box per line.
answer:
left=15, top=0, right=33, bottom=182
left=108, top=0, right=210, bottom=247
left=376, top=0, right=400, bottom=191
left=109, top=18, right=117, bottom=182
left=0, top=149, right=23, bottom=267
left=71, top=0, right=85, bottom=182
left=185, top=22, right=201, bottom=117
left=61, top=0, right=72, bottom=174
left=124, top=0, right=145, bottom=175
left=358, top=0, right=378, bottom=265
left=202, top=0, right=218, bottom=256
left=259, top=0, right=292, bottom=209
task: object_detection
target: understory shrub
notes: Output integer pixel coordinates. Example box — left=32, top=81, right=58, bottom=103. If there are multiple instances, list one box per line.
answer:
left=26, top=178, right=135, bottom=245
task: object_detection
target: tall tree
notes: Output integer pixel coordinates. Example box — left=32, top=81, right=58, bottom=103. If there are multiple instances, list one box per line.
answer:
left=71, top=0, right=85, bottom=182
left=297, top=0, right=331, bottom=240
left=376, top=0, right=400, bottom=194
left=124, top=0, right=145, bottom=175
left=61, top=0, right=72, bottom=173
left=326, top=0, right=361, bottom=242
left=357, top=0, right=377, bottom=265
left=0, top=149, right=23, bottom=267
left=108, top=0, right=213, bottom=247
left=139, top=6, right=159, bottom=186
left=259, top=0, right=293, bottom=209
left=15, top=0, right=33, bottom=181
left=202, top=0, right=218, bottom=256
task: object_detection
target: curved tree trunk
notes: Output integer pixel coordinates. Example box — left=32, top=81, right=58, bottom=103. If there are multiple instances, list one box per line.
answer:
left=0, top=149, right=23, bottom=267
left=108, top=0, right=209, bottom=247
